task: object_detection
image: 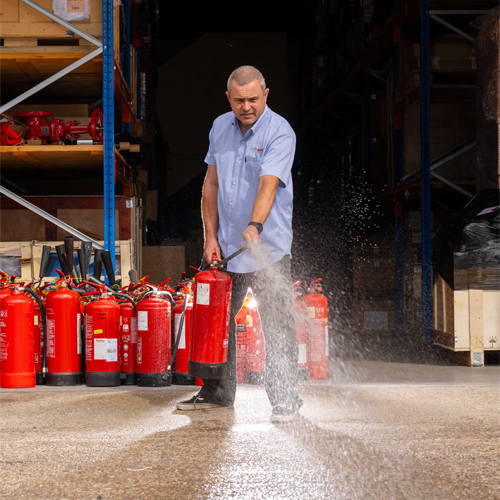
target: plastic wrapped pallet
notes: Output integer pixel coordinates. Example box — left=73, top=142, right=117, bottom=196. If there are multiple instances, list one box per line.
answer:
left=472, top=7, right=499, bottom=191
left=52, top=0, right=90, bottom=22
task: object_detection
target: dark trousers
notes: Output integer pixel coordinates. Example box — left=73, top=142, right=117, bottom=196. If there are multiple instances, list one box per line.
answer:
left=199, top=256, right=302, bottom=409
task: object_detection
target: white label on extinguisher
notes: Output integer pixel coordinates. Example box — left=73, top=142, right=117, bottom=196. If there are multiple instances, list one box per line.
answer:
left=307, top=307, right=315, bottom=319
left=77, top=313, right=81, bottom=355
left=298, top=344, right=307, bottom=364
left=174, top=313, right=186, bottom=349
left=47, top=318, right=55, bottom=358
left=197, top=283, right=210, bottom=305
left=325, top=325, right=329, bottom=356
left=94, top=338, right=106, bottom=360
left=34, top=315, right=39, bottom=326
left=106, top=338, right=118, bottom=362
left=131, top=317, right=138, bottom=343
left=137, top=336, right=142, bottom=364
left=246, top=315, right=253, bottom=328
left=138, top=311, right=148, bottom=330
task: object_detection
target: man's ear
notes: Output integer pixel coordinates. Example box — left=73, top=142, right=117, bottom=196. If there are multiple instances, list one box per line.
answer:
left=264, top=88, right=269, bottom=101
left=226, top=91, right=230, bottom=102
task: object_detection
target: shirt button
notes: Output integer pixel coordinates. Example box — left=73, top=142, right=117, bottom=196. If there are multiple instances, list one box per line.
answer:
left=229, top=203, right=232, bottom=206
left=230, top=224, right=233, bottom=227
left=230, top=245, right=233, bottom=247
left=233, top=182, right=236, bottom=185
left=241, top=140, right=244, bottom=143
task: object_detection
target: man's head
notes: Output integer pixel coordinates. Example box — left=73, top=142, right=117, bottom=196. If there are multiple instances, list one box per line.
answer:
left=226, top=66, right=269, bottom=131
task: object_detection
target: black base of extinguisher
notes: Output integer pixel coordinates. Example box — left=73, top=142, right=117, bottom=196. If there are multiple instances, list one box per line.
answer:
left=137, top=373, right=170, bottom=387
left=172, top=372, right=196, bottom=385
left=120, top=372, right=137, bottom=385
left=47, top=372, right=81, bottom=386
left=247, top=371, right=265, bottom=385
left=188, top=360, right=227, bottom=379
left=85, top=371, right=121, bottom=387
left=36, top=373, right=45, bottom=385
left=298, top=368, right=309, bottom=381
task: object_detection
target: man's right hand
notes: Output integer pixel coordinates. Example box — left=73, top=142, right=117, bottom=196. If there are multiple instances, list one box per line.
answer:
left=204, top=239, right=221, bottom=265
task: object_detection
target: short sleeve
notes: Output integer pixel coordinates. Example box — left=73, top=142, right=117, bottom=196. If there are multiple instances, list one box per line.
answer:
left=259, top=132, right=295, bottom=187
left=204, top=126, right=216, bottom=166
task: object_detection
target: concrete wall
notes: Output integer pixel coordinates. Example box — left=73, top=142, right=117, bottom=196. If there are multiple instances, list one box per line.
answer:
left=157, top=32, right=289, bottom=197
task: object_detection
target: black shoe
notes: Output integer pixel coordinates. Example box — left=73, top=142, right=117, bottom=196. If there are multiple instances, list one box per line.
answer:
left=176, top=394, right=232, bottom=411
left=270, top=405, right=299, bottom=423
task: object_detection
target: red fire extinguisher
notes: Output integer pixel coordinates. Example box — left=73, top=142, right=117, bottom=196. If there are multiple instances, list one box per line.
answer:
left=172, top=288, right=195, bottom=385
left=235, top=299, right=248, bottom=384
left=84, top=284, right=121, bottom=387
left=246, top=289, right=265, bottom=384
left=45, top=278, right=82, bottom=386
left=188, top=254, right=232, bottom=379
left=119, top=298, right=138, bottom=385
left=302, top=278, right=329, bottom=379
left=136, top=289, right=172, bottom=387
left=0, top=284, right=45, bottom=388
left=292, top=281, right=309, bottom=381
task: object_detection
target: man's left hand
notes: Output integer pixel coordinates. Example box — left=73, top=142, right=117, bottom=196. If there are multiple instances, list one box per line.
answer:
left=242, top=225, right=261, bottom=244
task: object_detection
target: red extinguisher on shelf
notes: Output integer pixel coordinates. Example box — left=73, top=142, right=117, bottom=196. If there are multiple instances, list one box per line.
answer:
left=172, top=285, right=195, bottom=385
left=0, top=284, right=46, bottom=388
left=188, top=253, right=233, bottom=379
left=84, top=283, right=122, bottom=387
left=245, top=289, right=266, bottom=385
left=302, top=278, right=329, bottom=379
left=136, top=286, right=173, bottom=387
left=235, top=299, right=248, bottom=384
left=292, top=281, right=309, bottom=381
left=44, top=272, right=83, bottom=386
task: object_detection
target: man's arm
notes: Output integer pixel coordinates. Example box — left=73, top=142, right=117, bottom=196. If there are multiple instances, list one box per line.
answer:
left=202, top=165, right=221, bottom=264
left=242, top=175, right=280, bottom=244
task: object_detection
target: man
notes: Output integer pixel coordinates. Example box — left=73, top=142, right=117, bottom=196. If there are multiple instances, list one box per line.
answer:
left=176, top=65, right=302, bottom=422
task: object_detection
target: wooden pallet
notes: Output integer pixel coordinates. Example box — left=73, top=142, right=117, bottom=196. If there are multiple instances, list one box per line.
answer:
left=433, top=273, right=500, bottom=367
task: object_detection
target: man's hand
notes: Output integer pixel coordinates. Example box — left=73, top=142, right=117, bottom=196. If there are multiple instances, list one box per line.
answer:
left=204, top=237, right=221, bottom=264
left=242, top=224, right=261, bottom=244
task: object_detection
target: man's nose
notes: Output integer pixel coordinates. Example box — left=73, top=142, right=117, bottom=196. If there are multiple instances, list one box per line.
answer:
left=242, top=100, right=251, bottom=111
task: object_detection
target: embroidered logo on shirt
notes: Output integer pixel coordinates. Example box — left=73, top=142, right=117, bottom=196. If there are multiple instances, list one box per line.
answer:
left=250, top=147, right=263, bottom=155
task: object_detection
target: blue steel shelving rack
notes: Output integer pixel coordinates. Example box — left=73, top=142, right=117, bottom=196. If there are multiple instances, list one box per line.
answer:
left=103, top=0, right=116, bottom=269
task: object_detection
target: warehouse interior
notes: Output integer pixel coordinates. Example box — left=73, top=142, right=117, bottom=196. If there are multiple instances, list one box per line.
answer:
left=0, top=0, right=499, bottom=498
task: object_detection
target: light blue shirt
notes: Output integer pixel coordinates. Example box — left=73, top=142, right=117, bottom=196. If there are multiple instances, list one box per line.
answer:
left=205, top=105, right=296, bottom=273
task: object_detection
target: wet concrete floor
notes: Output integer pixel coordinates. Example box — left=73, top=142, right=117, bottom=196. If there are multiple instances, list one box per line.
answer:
left=0, top=360, right=499, bottom=500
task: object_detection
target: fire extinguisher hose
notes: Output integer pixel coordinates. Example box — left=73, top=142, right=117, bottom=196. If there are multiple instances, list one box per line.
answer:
left=113, top=293, right=137, bottom=312
left=21, top=287, right=47, bottom=377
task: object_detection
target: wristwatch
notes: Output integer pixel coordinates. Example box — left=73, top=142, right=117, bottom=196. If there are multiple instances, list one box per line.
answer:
left=248, top=221, right=263, bottom=234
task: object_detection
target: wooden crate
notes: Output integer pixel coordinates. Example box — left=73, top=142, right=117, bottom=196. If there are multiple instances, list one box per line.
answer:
left=433, top=273, right=500, bottom=367
left=0, top=239, right=134, bottom=286
left=0, top=0, right=102, bottom=42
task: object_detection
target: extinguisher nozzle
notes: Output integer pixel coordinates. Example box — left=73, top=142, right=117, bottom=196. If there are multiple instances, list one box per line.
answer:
left=161, top=371, right=172, bottom=385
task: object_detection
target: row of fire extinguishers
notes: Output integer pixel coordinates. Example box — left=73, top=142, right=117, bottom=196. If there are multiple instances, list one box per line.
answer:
left=0, top=237, right=329, bottom=388
left=0, top=241, right=236, bottom=389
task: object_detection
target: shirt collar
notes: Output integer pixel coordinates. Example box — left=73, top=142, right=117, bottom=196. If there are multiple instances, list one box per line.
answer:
left=231, top=105, right=270, bottom=135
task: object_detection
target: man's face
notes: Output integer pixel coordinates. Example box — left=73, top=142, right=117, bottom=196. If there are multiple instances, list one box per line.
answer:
left=226, top=79, right=269, bottom=129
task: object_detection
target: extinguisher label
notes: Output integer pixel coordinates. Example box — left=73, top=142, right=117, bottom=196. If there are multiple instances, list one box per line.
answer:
left=246, top=315, right=253, bottom=328
left=123, top=324, right=129, bottom=332
left=77, top=313, right=81, bottom=355
left=138, top=311, right=148, bottom=330
left=106, top=339, right=118, bottom=362
left=94, top=329, right=104, bottom=334
left=325, top=326, right=329, bottom=356
left=34, top=315, right=39, bottom=326
left=47, top=319, right=56, bottom=358
left=131, top=317, right=138, bottom=343
left=298, top=344, right=307, bottom=364
left=94, top=338, right=107, bottom=360
left=174, top=313, right=186, bottom=349
left=137, top=336, right=142, bottom=364
left=307, top=307, right=315, bottom=319
left=226, top=292, right=231, bottom=326
left=197, top=283, right=210, bottom=305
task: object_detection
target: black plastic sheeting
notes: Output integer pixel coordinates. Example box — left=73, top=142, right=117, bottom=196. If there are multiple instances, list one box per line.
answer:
left=432, top=189, right=500, bottom=290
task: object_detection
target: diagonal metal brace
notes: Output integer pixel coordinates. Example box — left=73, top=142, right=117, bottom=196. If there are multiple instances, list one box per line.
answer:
left=0, top=47, right=103, bottom=114
left=0, top=184, right=104, bottom=249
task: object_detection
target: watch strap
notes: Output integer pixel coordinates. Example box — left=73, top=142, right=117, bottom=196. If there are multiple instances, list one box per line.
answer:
left=248, top=221, right=263, bottom=234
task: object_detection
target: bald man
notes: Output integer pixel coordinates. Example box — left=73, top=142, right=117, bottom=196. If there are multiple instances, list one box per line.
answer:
left=176, top=66, right=302, bottom=422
